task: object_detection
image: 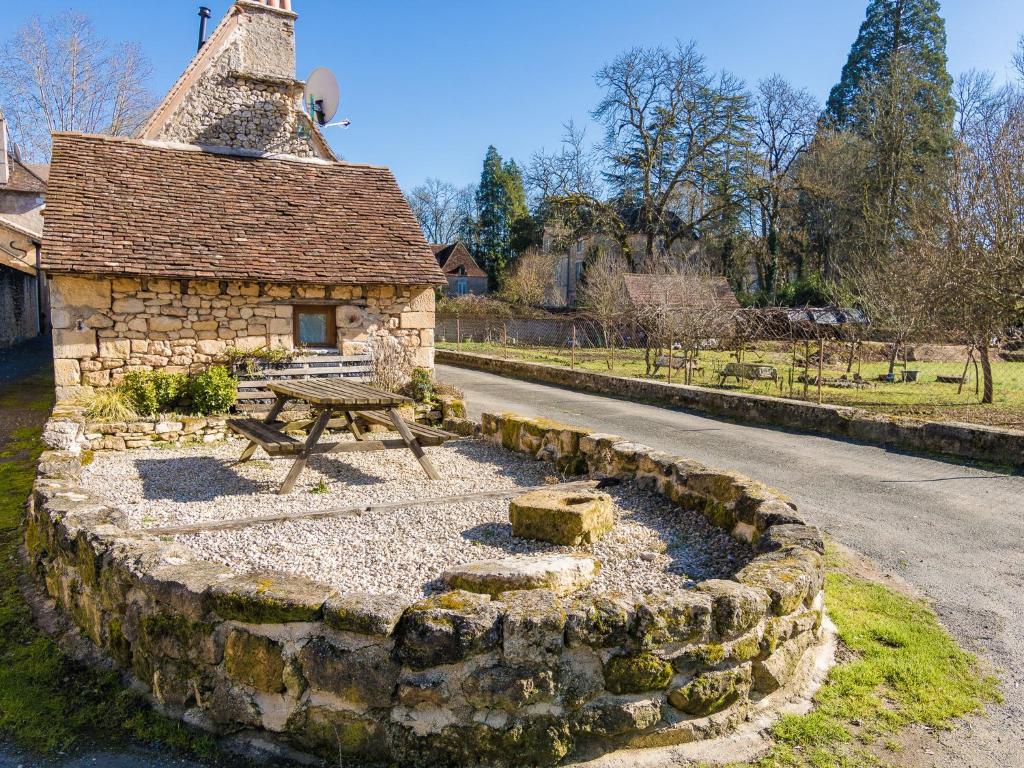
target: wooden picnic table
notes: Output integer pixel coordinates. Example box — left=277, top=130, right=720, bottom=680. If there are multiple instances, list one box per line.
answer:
left=227, top=378, right=455, bottom=494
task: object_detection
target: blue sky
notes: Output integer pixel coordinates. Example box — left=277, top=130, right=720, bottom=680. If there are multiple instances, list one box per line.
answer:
left=4, top=1, right=1023, bottom=190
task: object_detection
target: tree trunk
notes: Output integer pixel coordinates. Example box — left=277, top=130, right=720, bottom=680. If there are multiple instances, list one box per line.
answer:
left=979, top=343, right=994, bottom=405
left=887, top=341, right=900, bottom=377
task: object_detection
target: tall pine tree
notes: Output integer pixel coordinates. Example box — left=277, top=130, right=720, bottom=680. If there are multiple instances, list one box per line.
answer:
left=825, top=0, right=954, bottom=155
left=474, top=147, right=533, bottom=288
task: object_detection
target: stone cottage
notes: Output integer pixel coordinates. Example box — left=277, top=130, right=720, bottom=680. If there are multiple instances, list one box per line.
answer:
left=432, top=242, right=488, bottom=296
left=0, top=110, right=47, bottom=349
left=40, top=0, right=444, bottom=402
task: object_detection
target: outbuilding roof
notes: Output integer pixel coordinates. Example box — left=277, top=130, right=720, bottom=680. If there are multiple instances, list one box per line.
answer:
left=431, top=242, right=487, bottom=278
left=622, top=273, right=740, bottom=312
left=41, top=133, right=445, bottom=285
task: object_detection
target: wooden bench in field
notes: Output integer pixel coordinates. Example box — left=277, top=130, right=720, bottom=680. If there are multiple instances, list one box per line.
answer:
left=652, top=355, right=702, bottom=377
left=718, top=362, right=778, bottom=385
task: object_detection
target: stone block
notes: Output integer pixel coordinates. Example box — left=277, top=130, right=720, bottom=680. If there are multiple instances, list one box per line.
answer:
left=224, top=628, right=285, bottom=693
left=758, top=524, right=825, bottom=556
left=564, top=593, right=635, bottom=648
left=209, top=571, right=332, bottom=623
left=462, top=664, right=556, bottom=710
left=191, top=320, right=218, bottom=331
left=53, top=329, right=97, bottom=359
left=509, top=489, right=614, bottom=546
left=696, top=580, right=771, bottom=639
left=98, top=339, right=131, bottom=358
left=399, top=311, right=432, bottom=329
left=53, top=359, right=81, bottom=386
left=667, top=663, right=752, bottom=715
left=737, top=549, right=824, bottom=616
left=753, top=630, right=814, bottom=693
left=444, top=553, right=600, bottom=598
left=632, top=589, right=714, bottom=647
left=112, top=277, right=141, bottom=292
left=112, top=297, right=146, bottom=314
left=285, top=706, right=387, bottom=761
left=603, top=652, right=673, bottom=694
left=409, top=288, right=434, bottom=312
left=394, top=590, right=501, bottom=669
left=82, top=369, right=111, bottom=387
left=52, top=275, right=111, bottom=309
left=501, top=589, right=566, bottom=666
left=50, top=309, right=74, bottom=329
left=298, top=636, right=399, bottom=707
left=323, top=592, right=406, bottom=636
left=577, top=695, right=662, bottom=737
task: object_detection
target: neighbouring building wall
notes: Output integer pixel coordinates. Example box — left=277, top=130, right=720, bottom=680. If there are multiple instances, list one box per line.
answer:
left=49, top=274, right=434, bottom=402
left=0, top=264, right=38, bottom=349
left=444, top=275, right=489, bottom=297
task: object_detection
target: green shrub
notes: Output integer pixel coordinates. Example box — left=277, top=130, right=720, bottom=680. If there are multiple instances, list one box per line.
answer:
left=120, top=371, right=159, bottom=417
left=406, top=367, right=434, bottom=403
left=118, top=371, right=187, bottom=416
left=186, top=366, right=237, bottom=415
left=152, top=372, right=187, bottom=412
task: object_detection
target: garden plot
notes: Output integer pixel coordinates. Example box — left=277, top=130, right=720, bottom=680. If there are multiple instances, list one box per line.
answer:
left=80, top=435, right=753, bottom=600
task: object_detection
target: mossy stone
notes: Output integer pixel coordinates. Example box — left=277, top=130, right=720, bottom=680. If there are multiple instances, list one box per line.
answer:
left=224, top=628, right=285, bottom=693
left=286, top=705, right=387, bottom=760
left=394, top=590, right=501, bottom=669
left=509, top=489, right=614, bottom=546
left=603, top=652, right=673, bottom=694
left=668, top=665, right=751, bottom=716
left=209, top=571, right=331, bottom=623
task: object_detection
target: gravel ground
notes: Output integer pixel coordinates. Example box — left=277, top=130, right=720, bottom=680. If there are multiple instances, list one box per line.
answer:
left=81, top=435, right=752, bottom=600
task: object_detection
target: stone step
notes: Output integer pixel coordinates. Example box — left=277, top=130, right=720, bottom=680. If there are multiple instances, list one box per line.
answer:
left=441, top=553, right=601, bottom=597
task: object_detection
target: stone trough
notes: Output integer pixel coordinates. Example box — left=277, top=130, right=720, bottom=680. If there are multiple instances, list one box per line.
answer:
left=27, top=409, right=829, bottom=767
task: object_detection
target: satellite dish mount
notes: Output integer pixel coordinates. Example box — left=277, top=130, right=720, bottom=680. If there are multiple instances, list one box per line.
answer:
left=303, top=67, right=340, bottom=127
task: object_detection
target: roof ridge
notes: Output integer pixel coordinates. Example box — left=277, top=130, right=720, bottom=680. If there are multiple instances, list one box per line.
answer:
left=51, top=132, right=389, bottom=171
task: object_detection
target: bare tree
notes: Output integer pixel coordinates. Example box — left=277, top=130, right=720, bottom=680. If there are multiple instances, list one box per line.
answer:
left=925, top=84, right=1024, bottom=403
left=499, top=248, right=559, bottom=308
left=0, top=11, right=156, bottom=162
left=406, top=178, right=475, bottom=244
left=748, top=75, right=818, bottom=295
left=578, top=249, right=629, bottom=369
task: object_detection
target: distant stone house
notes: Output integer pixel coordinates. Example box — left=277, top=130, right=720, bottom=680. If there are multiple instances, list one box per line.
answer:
left=0, top=110, right=47, bottom=349
left=431, top=242, right=488, bottom=296
left=40, top=0, right=444, bottom=402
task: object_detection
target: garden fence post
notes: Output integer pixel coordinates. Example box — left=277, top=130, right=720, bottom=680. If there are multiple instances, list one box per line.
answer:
left=571, top=325, right=577, bottom=370
left=456, top=317, right=461, bottom=347
left=503, top=323, right=508, bottom=359
left=667, top=334, right=674, bottom=384
left=817, top=333, right=824, bottom=405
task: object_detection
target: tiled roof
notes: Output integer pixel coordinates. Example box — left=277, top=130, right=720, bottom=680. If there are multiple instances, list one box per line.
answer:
left=2, top=156, right=46, bottom=194
left=431, top=242, right=487, bottom=278
left=41, top=133, right=445, bottom=286
left=623, top=273, right=740, bottom=312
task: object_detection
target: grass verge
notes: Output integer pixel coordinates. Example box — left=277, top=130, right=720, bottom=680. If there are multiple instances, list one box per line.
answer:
left=0, top=369, right=231, bottom=762
left=720, top=544, right=1001, bottom=768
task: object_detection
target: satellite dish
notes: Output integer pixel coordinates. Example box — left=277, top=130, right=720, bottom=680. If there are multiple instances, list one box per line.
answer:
left=303, top=67, right=340, bottom=126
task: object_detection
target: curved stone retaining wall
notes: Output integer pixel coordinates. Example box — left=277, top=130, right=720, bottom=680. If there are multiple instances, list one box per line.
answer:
left=26, top=411, right=826, bottom=766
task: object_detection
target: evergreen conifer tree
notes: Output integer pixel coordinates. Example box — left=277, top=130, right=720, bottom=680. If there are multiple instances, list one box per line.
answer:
left=825, top=0, right=954, bottom=155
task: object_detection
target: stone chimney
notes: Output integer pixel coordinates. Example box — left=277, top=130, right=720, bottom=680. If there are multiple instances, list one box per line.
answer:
left=139, top=0, right=327, bottom=158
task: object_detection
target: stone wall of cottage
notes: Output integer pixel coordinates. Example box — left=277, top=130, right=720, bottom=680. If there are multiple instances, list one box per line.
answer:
left=153, top=3, right=316, bottom=157
left=49, top=274, right=434, bottom=403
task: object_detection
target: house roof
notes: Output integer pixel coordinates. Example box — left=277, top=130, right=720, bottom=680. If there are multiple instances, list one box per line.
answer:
left=41, top=132, right=445, bottom=286
left=2, top=155, right=47, bottom=194
left=623, top=273, right=740, bottom=312
left=0, top=208, right=44, bottom=243
left=431, top=242, right=487, bottom=278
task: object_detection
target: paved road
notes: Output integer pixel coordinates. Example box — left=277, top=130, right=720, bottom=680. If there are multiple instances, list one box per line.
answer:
left=440, top=364, right=1024, bottom=762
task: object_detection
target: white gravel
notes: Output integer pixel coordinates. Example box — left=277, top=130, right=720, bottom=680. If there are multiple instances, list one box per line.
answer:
left=81, top=435, right=753, bottom=600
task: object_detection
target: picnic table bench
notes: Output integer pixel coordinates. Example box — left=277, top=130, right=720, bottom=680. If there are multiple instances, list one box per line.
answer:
left=229, top=378, right=457, bottom=494
left=718, top=362, right=778, bottom=385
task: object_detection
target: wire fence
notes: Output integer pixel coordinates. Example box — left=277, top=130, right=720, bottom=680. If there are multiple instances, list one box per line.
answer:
left=435, top=312, right=1024, bottom=421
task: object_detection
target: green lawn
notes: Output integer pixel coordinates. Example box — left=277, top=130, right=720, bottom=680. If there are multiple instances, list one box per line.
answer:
left=0, top=367, right=233, bottom=761
left=440, top=341, right=1024, bottom=430
left=714, top=543, right=1001, bottom=768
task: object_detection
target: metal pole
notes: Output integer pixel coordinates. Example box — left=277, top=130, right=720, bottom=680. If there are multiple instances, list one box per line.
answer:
left=456, top=317, right=461, bottom=347
left=503, top=323, right=508, bottom=359
left=571, top=325, right=577, bottom=370
left=667, top=335, right=674, bottom=384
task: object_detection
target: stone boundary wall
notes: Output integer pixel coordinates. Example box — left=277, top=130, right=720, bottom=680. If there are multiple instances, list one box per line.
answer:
left=26, top=410, right=827, bottom=766
left=438, top=349, right=1024, bottom=470
left=50, top=274, right=435, bottom=403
